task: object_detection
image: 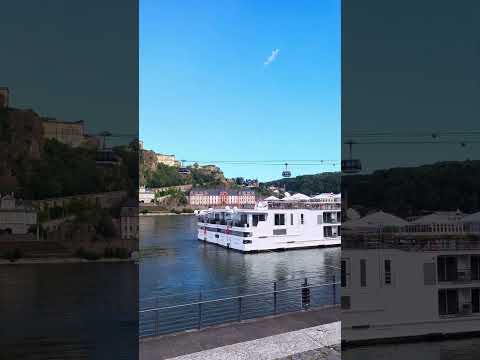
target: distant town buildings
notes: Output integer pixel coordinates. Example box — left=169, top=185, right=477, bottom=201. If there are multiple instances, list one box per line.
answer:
left=156, top=153, right=181, bottom=167
left=140, top=146, right=181, bottom=173
left=189, top=189, right=256, bottom=207
left=0, top=194, right=37, bottom=235
left=0, top=87, right=9, bottom=108
left=139, top=186, right=156, bottom=203
left=41, top=118, right=100, bottom=148
left=120, top=200, right=138, bottom=240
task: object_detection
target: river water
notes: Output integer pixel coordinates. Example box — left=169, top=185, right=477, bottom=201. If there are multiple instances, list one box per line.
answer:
left=140, top=215, right=340, bottom=297
left=139, top=215, right=340, bottom=336
left=0, top=262, right=138, bottom=359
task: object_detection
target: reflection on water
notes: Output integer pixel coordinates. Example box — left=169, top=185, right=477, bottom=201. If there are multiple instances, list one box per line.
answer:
left=140, top=215, right=340, bottom=300
left=344, top=338, right=480, bottom=360
left=0, top=263, right=138, bottom=360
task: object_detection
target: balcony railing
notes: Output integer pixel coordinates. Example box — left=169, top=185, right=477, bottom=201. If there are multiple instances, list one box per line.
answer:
left=323, top=218, right=340, bottom=224
left=438, top=270, right=480, bottom=283
left=440, top=302, right=475, bottom=318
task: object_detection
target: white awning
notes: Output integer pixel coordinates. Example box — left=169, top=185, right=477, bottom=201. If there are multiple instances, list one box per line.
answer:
left=342, top=211, right=408, bottom=229
left=264, top=196, right=279, bottom=201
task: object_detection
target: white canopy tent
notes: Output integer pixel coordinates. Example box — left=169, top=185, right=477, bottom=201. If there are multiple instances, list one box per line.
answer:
left=342, top=211, right=408, bottom=231
left=286, top=193, right=311, bottom=201
left=264, top=195, right=279, bottom=201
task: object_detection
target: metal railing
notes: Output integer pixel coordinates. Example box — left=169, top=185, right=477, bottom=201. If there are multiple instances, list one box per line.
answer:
left=139, top=276, right=339, bottom=338
left=343, top=237, right=480, bottom=251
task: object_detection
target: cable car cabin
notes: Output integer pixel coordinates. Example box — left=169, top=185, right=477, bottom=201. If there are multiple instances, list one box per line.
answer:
left=95, top=149, right=121, bottom=166
left=178, top=167, right=191, bottom=175
left=341, top=159, right=362, bottom=174
left=282, top=170, right=291, bottom=178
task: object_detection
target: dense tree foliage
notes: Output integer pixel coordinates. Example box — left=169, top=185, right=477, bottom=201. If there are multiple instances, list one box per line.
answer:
left=343, top=161, right=480, bottom=217
left=264, top=172, right=340, bottom=195
left=142, top=163, right=225, bottom=188
left=17, top=139, right=136, bottom=199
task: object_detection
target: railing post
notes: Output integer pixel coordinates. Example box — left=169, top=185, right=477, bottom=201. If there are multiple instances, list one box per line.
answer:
left=238, top=297, right=242, bottom=322
left=155, top=297, right=159, bottom=336
left=273, top=281, right=278, bottom=315
left=332, top=275, right=336, bottom=304
left=301, top=277, right=310, bottom=310
left=198, top=291, right=203, bottom=329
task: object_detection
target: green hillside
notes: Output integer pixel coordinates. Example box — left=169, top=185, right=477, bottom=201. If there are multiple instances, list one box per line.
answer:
left=264, top=172, right=340, bottom=195
left=343, top=160, right=480, bottom=216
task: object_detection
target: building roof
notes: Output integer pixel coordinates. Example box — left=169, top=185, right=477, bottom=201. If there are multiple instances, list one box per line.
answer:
left=264, top=195, right=279, bottom=201
left=41, top=117, right=84, bottom=125
left=313, top=193, right=341, bottom=199
left=191, top=188, right=255, bottom=196
left=342, top=211, right=408, bottom=229
left=284, top=193, right=310, bottom=201
left=462, top=211, right=480, bottom=223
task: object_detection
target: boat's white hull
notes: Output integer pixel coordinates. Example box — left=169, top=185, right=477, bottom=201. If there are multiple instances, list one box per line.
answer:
left=343, top=316, right=480, bottom=345
left=197, top=227, right=340, bottom=252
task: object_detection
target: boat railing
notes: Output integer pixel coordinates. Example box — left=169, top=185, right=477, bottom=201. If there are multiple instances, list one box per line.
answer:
left=438, top=269, right=480, bottom=283
left=343, top=236, right=480, bottom=251
left=267, top=201, right=341, bottom=211
left=323, top=218, right=340, bottom=224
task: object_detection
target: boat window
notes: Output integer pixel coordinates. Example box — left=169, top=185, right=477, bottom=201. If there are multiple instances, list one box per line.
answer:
left=360, top=259, right=367, bottom=287
left=341, top=296, right=351, bottom=310
left=341, top=259, right=351, bottom=288
left=438, top=289, right=459, bottom=315
left=252, top=214, right=265, bottom=226
left=274, top=214, right=285, bottom=226
left=384, top=260, right=392, bottom=285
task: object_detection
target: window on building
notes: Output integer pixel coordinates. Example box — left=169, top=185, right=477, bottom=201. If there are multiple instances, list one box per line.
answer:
left=300, top=214, right=304, bottom=225
left=274, top=214, right=285, bottom=226
left=384, top=259, right=392, bottom=285
left=360, top=259, right=367, bottom=287
left=290, top=213, right=294, bottom=225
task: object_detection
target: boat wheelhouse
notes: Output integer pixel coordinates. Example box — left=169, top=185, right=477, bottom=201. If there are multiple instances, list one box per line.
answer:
left=195, top=194, right=341, bottom=252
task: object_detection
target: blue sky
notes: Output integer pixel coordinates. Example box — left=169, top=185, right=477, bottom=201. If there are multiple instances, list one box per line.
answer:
left=140, top=0, right=340, bottom=181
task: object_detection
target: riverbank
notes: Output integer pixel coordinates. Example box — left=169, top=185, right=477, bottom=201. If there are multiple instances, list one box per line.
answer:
left=140, top=212, right=194, bottom=216
left=0, top=257, right=135, bottom=265
left=140, top=306, right=339, bottom=360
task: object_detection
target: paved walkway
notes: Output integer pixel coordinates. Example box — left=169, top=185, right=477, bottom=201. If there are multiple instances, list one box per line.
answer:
left=140, top=305, right=339, bottom=360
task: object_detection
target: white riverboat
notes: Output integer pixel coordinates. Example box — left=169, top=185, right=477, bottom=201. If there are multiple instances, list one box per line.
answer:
left=195, top=193, right=341, bottom=252
left=342, top=210, right=480, bottom=344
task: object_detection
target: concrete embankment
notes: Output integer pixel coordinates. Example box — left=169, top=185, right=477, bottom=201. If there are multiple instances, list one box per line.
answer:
left=140, top=305, right=339, bottom=360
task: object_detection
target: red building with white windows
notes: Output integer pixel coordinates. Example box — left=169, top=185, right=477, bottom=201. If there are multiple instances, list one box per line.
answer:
left=189, top=189, right=256, bottom=208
